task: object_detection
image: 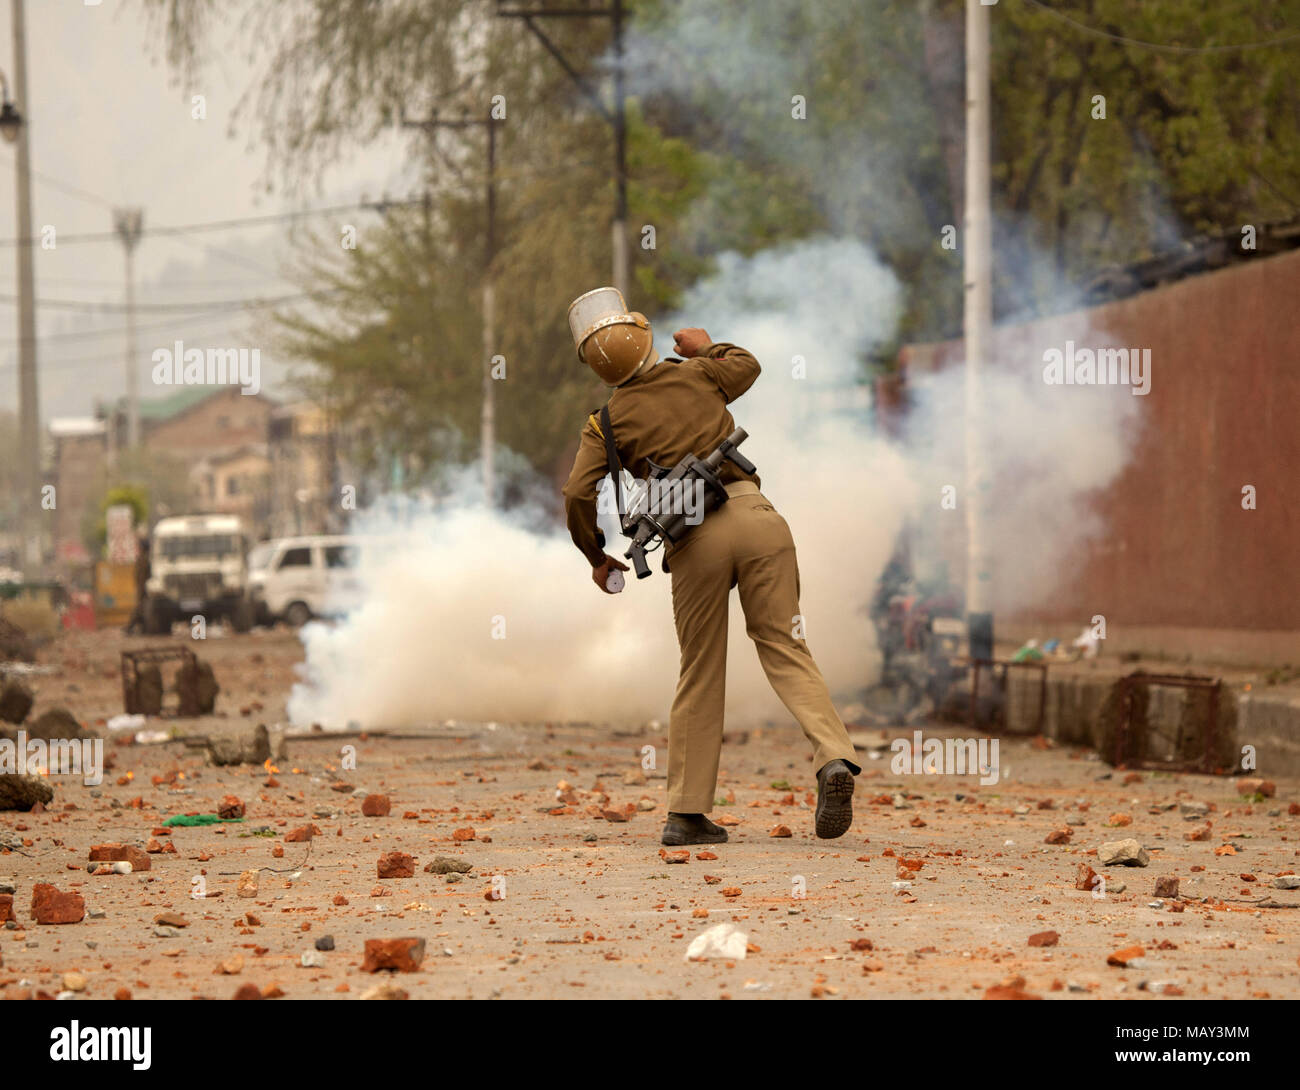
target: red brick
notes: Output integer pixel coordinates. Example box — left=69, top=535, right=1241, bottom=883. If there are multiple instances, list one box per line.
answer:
left=376, top=852, right=415, bottom=879
left=983, top=985, right=1042, bottom=1000
left=87, top=843, right=151, bottom=871
left=218, top=795, right=246, bottom=819
left=361, top=794, right=391, bottom=817
left=30, top=884, right=85, bottom=925
left=1107, top=945, right=1145, bottom=967
left=362, top=937, right=426, bottom=973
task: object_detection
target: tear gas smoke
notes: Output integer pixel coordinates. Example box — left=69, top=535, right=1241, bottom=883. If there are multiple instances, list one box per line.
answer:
left=288, top=237, right=912, bottom=728
left=288, top=235, right=1140, bottom=728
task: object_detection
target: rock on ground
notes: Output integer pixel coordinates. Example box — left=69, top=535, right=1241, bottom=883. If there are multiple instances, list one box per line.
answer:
left=0, top=772, right=54, bottom=811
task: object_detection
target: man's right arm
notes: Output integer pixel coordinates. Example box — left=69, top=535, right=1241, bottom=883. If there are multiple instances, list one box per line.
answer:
left=561, top=417, right=613, bottom=567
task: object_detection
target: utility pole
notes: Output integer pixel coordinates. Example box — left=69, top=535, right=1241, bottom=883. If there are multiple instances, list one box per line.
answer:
left=113, top=207, right=144, bottom=450
left=402, top=108, right=501, bottom=507
left=7, top=0, right=38, bottom=575
left=963, top=0, right=994, bottom=665
left=497, top=1, right=630, bottom=295
left=610, top=0, right=628, bottom=296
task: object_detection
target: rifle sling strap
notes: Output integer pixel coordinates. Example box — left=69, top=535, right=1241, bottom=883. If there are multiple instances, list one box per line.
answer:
left=599, top=404, right=627, bottom=528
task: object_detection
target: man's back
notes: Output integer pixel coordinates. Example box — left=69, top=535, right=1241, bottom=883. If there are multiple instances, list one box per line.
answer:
left=562, top=342, right=761, bottom=564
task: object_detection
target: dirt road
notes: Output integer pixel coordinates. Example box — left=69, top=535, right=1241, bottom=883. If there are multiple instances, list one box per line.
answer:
left=2, top=628, right=1297, bottom=999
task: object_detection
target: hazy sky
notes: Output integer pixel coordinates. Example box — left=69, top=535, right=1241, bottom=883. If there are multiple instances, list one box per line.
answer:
left=0, top=0, right=414, bottom=424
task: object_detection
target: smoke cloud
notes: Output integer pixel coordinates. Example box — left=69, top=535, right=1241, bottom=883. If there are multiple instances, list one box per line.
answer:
left=288, top=237, right=912, bottom=728
left=287, top=0, right=1144, bottom=729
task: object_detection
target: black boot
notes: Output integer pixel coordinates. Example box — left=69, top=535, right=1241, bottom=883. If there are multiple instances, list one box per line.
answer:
left=661, top=812, right=729, bottom=846
left=815, top=759, right=855, bottom=839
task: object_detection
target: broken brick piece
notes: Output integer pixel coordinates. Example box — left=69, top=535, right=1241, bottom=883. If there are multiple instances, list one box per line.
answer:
left=983, top=985, right=1042, bottom=1000
left=377, top=852, right=415, bottom=879
left=1154, top=876, right=1179, bottom=898
left=30, top=884, right=85, bottom=925
left=361, top=794, right=391, bottom=817
left=362, top=937, right=426, bottom=973
left=218, top=795, right=246, bottom=819
left=87, top=843, right=151, bottom=871
left=1028, top=930, right=1059, bottom=948
left=1107, top=945, right=1145, bottom=967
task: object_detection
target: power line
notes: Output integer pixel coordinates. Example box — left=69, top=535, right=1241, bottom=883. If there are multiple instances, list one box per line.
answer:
left=166, top=230, right=289, bottom=283
left=0, top=152, right=293, bottom=280
left=0, top=198, right=424, bottom=248
left=0, top=147, right=118, bottom=210
left=0, top=290, right=327, bottom=313
left=1019, top=0, right=1300, bottom=54
left=0, top=291, right=345, bottom=374
left=8, top=287, right=347, bottom=345
left=0, top=271, right=286, bottom=289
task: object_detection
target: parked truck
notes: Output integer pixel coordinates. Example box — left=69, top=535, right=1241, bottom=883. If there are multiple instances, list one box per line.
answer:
left=144, top=515, right=255, bottom=635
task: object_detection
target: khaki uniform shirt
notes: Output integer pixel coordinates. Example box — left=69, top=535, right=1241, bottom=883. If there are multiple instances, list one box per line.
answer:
left=562, top=341, right=762, bottom=565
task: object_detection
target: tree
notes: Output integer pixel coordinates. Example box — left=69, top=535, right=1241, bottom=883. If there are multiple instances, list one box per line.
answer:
left=139, top=0, right=1300, bottom=473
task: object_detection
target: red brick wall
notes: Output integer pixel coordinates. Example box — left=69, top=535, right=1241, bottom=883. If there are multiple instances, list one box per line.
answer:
left=901, top=248, right=1300, bottom=631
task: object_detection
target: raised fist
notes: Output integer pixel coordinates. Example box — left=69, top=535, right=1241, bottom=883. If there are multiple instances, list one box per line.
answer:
left=672, top=328, right=711, bottom=358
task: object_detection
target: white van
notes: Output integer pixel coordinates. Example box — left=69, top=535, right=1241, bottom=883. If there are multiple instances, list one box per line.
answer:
left=246, top=535, right=364, bottom=627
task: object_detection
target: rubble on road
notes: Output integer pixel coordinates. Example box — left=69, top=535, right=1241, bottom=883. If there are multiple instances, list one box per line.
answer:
left=0, top=772, right=53, bottom=811
left=1098, top=838, right=1150, bottom=866
left=0, top=678, right=34, bottom=725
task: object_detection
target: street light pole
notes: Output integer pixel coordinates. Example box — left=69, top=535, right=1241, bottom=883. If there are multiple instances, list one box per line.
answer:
left=610, top=0, right=628, bottom=296
left=964, top=0, right=994, bottom=664
left=113, top=207, right=144, bottom=450
left=7, top=0, right=39, bottom=575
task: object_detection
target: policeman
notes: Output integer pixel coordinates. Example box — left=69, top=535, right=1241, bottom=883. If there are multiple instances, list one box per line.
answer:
left=561, top=288, right=861, bottom=846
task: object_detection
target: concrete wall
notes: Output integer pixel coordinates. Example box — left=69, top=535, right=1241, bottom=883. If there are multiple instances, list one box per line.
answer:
left=998, top=667, right=1300, bottom=778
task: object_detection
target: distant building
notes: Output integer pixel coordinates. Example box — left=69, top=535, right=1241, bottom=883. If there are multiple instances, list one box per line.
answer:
left=268, top=400, right=348, bottom=538
left=47, top=417, right=108, bottom=564
left=139, top=385, right=275, bottom=462
left=191, top=444, right=273, bottom=529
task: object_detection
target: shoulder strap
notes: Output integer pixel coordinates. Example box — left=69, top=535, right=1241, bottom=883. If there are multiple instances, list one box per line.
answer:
left=599, top=404, right=628, bottom=528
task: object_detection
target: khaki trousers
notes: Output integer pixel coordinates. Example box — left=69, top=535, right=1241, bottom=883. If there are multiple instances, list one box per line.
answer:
left=666, top=481, right=859, bottom=813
